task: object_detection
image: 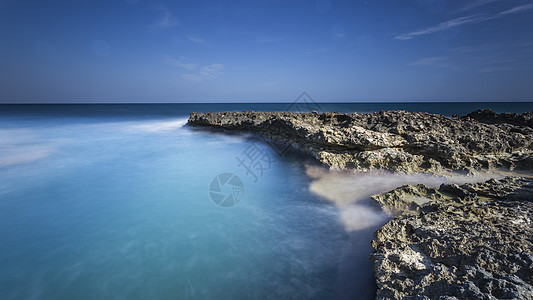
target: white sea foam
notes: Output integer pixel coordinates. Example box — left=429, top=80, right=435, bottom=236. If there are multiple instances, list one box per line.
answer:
left=338, top=204, right=386, bottom=231
left=126, top=118, right=189, bottom=132
left=0, top=147, right=55, bottom=167
left=306, top=165, right=506, bottom=232
left=32, top=118, right=191, bottom=137
left=0, top=129, right=56, bottom=167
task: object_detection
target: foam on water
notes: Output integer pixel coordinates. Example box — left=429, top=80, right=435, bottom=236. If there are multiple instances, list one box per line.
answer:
left=302, top=166, right=512, bottom=299
left=306, top=166, right=506, bottom=232
left=124, top=117, right=190, bottom=132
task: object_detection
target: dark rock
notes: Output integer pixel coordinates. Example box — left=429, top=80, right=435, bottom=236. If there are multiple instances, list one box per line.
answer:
left=466, top=109, right=533, bottom=129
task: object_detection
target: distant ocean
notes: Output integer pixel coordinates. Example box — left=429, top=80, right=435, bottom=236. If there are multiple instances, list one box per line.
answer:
left=0, top=102, right=531, bottom=300
left=1, top=102, right=532, bottom=118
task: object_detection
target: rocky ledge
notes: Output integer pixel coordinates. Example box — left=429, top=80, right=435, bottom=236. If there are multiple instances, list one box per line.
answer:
left=188, top=109, right=533, bottom=299
left=370, top=177, right=533, bottom=300
left=188, top=110, right=533, bottom=174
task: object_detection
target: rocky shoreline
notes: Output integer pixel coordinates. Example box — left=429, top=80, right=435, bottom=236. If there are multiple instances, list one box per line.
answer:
left=371, top=177, right=533, bottom=299
left=188, top=109, right=533, bottom=299
left=188, top=109, right=533, bottom=174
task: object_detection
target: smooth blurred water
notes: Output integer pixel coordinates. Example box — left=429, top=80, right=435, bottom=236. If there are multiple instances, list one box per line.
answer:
left=0, top=103, right=531, bottom=300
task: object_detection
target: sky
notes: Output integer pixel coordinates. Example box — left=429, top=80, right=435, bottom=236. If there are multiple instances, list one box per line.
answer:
left=0, top=0, right=532, bottom=103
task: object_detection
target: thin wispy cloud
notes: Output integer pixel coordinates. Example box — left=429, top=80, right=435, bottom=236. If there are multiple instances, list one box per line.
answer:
left=187, top=36, right=205, bottom=44
left=150, top=7, right=178, bottom=28
left=164, top=55, right=197, bottom=70
left=455, top=0, right=502, bottom=13
left=478, top=66, right=521, bottom=73
left=408, top=41, right=533, bottom=73
left=395, top=14, right=487, bottom=40
left=408, top=56, right=463, bottom=71
left=165, top=55, right=224, bottom=81
left=395, top=4, right=533, bottom=40
left=181, top=64, right=224, bottom=82
left=499, top=3, right=533, bottom=16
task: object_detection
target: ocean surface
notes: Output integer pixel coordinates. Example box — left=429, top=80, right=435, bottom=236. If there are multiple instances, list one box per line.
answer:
left=1, top=102, right=532, bottom=300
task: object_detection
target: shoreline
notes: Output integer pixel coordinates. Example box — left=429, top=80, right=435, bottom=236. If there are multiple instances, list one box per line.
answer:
left=188, top=109, right=533, bottom=299
left=188, top=109, right=533, bottom=175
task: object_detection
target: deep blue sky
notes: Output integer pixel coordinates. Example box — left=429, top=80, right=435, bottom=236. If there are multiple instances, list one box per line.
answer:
left=1, top=0, right=532, bottom=103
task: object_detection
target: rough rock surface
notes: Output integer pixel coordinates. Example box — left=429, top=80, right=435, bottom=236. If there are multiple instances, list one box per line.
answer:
left=465, top=109, right=533, bottom=129
left=188, top=109, right=533, bottom=299
left=371, top=177, right=533, bottom=300
left=188, top=110, right=533, bottom=173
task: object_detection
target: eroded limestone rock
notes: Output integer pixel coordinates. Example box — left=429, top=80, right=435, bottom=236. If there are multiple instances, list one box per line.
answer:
left=371, top=177, right=533, bottom=300
left=188, top=110, right=533, bottom=174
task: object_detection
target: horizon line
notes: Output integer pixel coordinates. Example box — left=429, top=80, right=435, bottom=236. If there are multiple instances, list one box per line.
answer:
left=1, top=100, right=533, bottom=104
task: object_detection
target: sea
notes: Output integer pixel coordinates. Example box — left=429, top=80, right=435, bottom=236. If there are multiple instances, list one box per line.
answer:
left=0, top=102, right=531, bottom=300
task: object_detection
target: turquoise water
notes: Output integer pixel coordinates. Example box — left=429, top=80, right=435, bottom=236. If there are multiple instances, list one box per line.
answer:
left=0, top=103, right=532, bottom=299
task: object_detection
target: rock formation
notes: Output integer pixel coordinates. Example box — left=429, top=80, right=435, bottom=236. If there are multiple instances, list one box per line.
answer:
left=188, top=109, right=533, bottom=299
left=371, top=177, right=533, bottom=300
left=188, top=110, right=533, bottom=174
left=465, top=109, right=533, bottom=129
